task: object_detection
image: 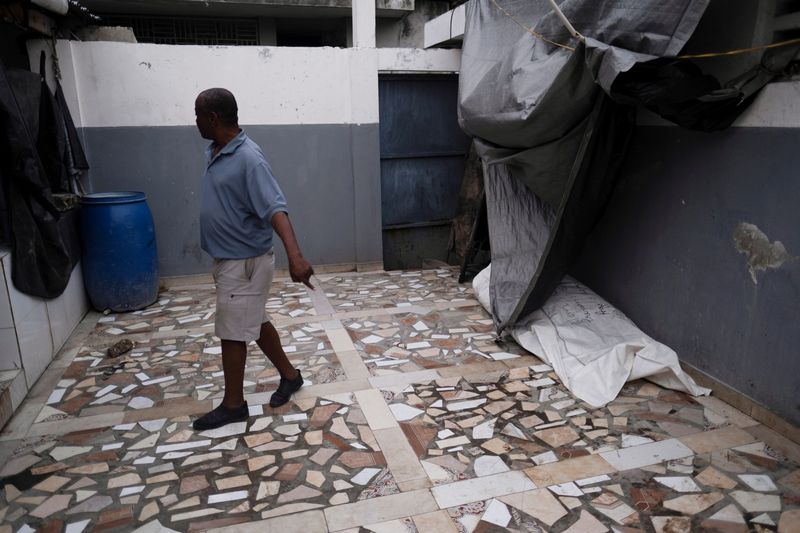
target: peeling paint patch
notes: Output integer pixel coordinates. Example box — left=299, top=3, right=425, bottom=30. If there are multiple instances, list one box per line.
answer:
left=733, top=222, right=795, bottom=283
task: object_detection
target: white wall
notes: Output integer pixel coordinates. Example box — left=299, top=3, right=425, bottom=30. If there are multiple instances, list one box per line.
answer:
left=378, top=47, right=460, bottom=73
left=55, top=41, right=380, bottom=128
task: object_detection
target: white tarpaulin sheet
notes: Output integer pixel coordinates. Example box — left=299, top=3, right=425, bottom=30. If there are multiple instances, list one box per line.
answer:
left=474, top=265, right=709, bottom=406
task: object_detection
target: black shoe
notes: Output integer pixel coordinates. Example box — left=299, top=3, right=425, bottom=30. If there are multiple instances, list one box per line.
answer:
left=192, top=401, right=249, bottom=431
left=270, top=371, right=304, bottom=408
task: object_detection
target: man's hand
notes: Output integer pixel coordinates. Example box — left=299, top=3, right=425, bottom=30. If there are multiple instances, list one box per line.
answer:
left=271, top=212, right=314, bottom=289
left=288, top=253, right=315, bottom=289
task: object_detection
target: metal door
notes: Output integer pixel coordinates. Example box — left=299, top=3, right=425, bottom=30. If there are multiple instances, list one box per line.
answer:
left=379, top=75, right=470, bottom=270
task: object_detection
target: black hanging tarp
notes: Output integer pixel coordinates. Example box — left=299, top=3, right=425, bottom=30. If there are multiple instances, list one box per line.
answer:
left=0, top=60, right=84, bottom=298
left=458, top=0, right=800, bottom=332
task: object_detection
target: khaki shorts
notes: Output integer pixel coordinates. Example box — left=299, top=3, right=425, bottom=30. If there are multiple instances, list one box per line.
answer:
left=212, top=250, right=274, bottom=342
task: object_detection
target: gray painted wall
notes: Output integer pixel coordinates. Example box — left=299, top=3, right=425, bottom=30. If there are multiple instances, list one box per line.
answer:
left=81, top=123, right=381, bottom=277
left=572, top=125, right=800, bottom=426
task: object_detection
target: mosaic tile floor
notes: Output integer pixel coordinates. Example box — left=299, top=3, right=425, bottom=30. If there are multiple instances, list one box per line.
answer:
left=1, top=268, right=798, bottom=533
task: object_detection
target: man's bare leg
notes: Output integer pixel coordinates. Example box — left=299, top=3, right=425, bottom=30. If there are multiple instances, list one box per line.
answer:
left=256, top=321, right=299, bottom=380
left=257, top=321, right=303, bottom=407
left=221, top=339, right=248, bottom=408
left=192, top=339, right=251, bottom=430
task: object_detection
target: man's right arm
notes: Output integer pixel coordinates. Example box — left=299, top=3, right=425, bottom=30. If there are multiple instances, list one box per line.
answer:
left=271, top=211, right=314, bottom=289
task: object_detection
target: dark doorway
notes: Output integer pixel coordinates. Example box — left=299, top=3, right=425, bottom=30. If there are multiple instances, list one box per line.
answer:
left=378, top=74, right=470, bottom=270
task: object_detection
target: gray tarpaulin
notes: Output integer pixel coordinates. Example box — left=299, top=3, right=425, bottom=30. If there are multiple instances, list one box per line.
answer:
left=458, top=0, right=710, bottom=331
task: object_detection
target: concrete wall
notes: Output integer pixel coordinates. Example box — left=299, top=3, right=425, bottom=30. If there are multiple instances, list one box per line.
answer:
left=573, top=80, right=800, bottom=427
left=49, top=41, right=382, bottom=277
left=42, top=39, right=460, bottom=277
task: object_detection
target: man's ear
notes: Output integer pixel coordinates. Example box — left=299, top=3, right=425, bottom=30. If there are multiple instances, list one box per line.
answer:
left=209, top=111, right=219, bottom=125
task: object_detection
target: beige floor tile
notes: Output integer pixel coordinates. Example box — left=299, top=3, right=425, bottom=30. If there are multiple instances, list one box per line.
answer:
left=324, top=489, right=437, bottom=531
left=293, top=379, right=371, bottom=400
left=436, top=361, right=507, bottom=379
left=693, top=396, right=759, bottom=428
left=306, top=284, right=334, bottom=315
left=749, top=405, right=800, bottom=446
left=327, top=329, right=356, bottom=353
left=397, top=478, right=432, bottom=492
left=412, top=510, right=459, bottom=533
left=368, top=370, right=440, bottom=389
left=208, top=509, right=327, bottom=532
left=354, top=389, right=398, bottom=430
left=680, top=426, right=757, bottom=454
left=27, top=411, right=126, bottom=438
left=504, top=356, right=540, bottom=369
left=431, top=470, right=535, bottom=509
left=123, top=401, right=212, bottom=423
left=562, top=509, right=608, bottom=533
left=373, top=427, right=427, bottom=483
left=499, top=489, right=568, bottom=526
left=525, top=454, right=616, bottom=487
left=745, top=424, right=800, bottom=464
left=336, top=350, right=372, bottom=380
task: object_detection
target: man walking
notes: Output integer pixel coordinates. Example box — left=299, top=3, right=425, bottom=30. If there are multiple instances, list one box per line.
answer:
left=192, top=88, right=313, bottom=431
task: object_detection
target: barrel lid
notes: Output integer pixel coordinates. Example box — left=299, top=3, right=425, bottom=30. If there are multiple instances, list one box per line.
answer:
left=80, top=192, right=147, bottom=205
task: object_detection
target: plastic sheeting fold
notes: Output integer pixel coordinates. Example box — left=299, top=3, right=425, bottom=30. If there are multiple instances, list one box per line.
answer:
left=474, top=265, right=710, bottom=406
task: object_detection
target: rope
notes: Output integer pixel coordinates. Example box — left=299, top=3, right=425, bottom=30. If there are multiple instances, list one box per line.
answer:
left=675, top=37, right=800, bottom=59
left=488, top=0, right=800, bottom=60
left=489, top=0, right=575, bottom=51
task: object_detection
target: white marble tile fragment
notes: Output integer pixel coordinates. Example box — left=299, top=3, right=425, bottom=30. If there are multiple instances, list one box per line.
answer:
left=654, top=477, right=701, bottom=493
left=128, top=396, right=155, bottom=409
left=708, top=504, right=745, bottom=524
left=208, top=491, right=248, bottom=504
left=532, top=451, right=559, bottom=465
left=142, top=376, right=176, bottom=386
left=474, top=456, right=510, bottom=477
left=730, top=491, right=781, bottom=512
left=739, top=474, right=777, bottom=492
left=620, top=434, right=655, bottom=448
left=351, top=468, right=381, bottom=485
left=549, top=482, right=583, bottom=497
left=47, top=389, right=66, bottom=405
left=155, top=440, right=212, bottom=454
left=482, top=499, right=511, bottom=527
left=199, top=422, right=247, bottom=439
left=575, top=475, right=611, bottom=486
left=447, top=399, right=486, bottom=411
left=472, top=418, right=496, bottom=440
left=91, top=393, right=122, bottom=405
left=388, top=404, right=424, bottom=421
left=601, top=439, right=693, bottom=471
left=406, top=341, right=431, bottom=350
left=65, top=519, right=91, bottom=533
left=120, top=485, right=145, bottom=497
left=139, top=419, right=167, bottom=432
left=489, top=352, right=519, bottom=361
left=751, top=513, right=775, bottom=526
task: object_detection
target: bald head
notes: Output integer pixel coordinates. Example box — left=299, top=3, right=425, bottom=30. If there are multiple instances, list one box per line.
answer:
left=197, top=88, right=238, bottom=127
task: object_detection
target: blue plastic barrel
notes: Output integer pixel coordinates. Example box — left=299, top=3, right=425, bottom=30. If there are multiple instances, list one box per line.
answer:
left=79, top=192, right=159, bottom=312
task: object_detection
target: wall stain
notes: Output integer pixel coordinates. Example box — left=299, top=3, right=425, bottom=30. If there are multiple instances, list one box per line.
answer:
left=733, top=222, right=796, bottom=284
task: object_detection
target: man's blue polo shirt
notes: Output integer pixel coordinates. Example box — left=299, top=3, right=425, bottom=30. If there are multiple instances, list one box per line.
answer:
left=200, top=131, right=288, bottom=260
